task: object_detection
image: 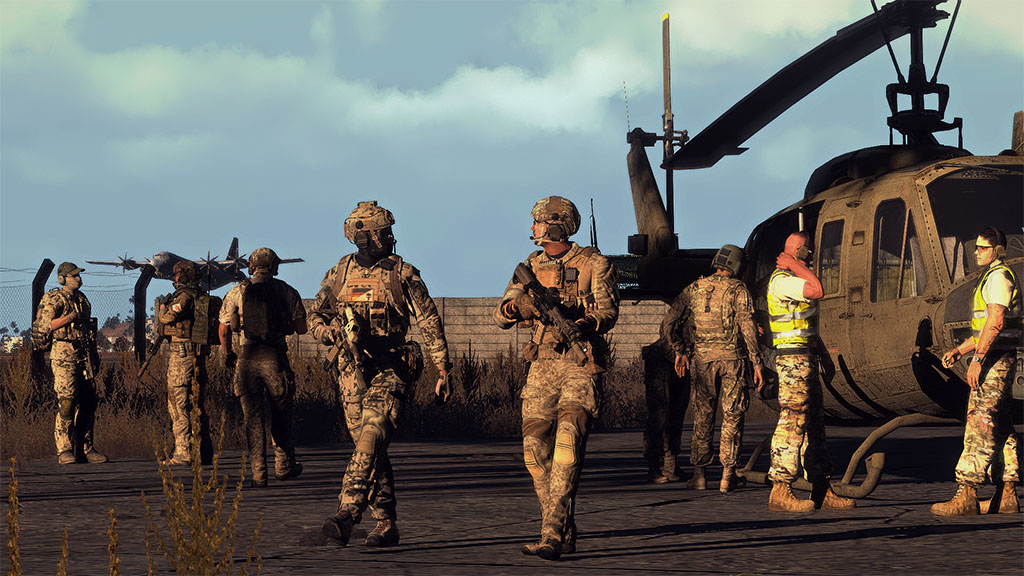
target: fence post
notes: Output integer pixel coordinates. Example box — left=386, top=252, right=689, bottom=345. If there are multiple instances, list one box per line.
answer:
left=134, top=265, right=155, bottom=363
left=30, top=259, right=55, bottom=381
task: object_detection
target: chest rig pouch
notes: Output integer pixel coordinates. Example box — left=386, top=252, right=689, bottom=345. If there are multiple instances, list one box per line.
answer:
left=334, top=256, right=408, bottom=339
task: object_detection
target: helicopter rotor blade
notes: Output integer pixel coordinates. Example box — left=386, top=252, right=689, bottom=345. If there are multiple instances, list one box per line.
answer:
left=665, top=0, right=948, bottom=171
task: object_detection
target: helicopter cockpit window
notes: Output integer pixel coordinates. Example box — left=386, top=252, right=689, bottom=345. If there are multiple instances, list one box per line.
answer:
left=872, top=199, right=926, bottom=302
left=927, top=165, right=1024, bottom=283
left=818, top=220, right=844, bottom=296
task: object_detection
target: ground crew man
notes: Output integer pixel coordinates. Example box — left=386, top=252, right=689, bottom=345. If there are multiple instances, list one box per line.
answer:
left=494, top=196, right=619, bottom=561
left=663, top=244, right=764, bottom=493
left=219, top=248, right=307, bottom=487
left=33, top=262, right=107, bottom=464
left=641, top=336, right=688, bottom=484
left=157, top=260, right=213, bottom=466
left=765, top=232, right=854, bottom=512
left=934, top=227, right=1021, bottom=515
left=314, top=201, right=451, bottom=549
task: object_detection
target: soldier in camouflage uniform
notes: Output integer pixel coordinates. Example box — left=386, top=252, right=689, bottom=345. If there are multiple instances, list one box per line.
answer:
left=157, top=260, right=214, bottom=466
left=219, top=248, right=307, bottom=487
left=662, top=245, right=764, bottom=493
left=642, top=336, right=688, bottom=484
left=934, top=227, right=1021, bottom=516
left=494, top=196, right=619, bottom=561
left=314, top=201, right=451, bottom=548
left=33, top=262, right=107, bottom=464
left=765, top=232, right=854, bottom=512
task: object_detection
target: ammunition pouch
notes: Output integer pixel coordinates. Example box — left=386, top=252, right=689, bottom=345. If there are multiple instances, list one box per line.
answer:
left=398, top=341, right=424, bottom=383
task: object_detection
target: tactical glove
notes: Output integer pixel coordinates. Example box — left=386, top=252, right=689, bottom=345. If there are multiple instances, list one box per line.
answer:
left=313, top=324, right=336, bottom=346
left=513, top=293, right=539, bottom=320
left=574, top=315, right=598, bottom=335
left=223, top=351, right=237, bottom=371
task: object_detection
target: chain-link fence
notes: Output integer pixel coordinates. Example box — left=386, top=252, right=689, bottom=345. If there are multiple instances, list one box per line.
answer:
left=0, top=267, right=141, bottom=352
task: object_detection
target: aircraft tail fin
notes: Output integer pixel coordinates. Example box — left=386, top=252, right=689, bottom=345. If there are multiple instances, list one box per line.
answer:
left=228, top=237, right=239, bottom=260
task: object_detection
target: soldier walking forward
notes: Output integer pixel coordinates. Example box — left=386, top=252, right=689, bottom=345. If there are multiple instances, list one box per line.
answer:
left=934, top=227, right=1021, bottom=515
left=158, top=260, right=214, bottom=466
left=313, top=202, right=451, bottom=548
left=494, top=196, right=619, bottom=561
left=218, top=248, right=307, bottom=487
left=663, top=245, right=764, bottom=493
left=33, top=262, right=107, bottom=464
left=765, top=232, right=854, bottom=512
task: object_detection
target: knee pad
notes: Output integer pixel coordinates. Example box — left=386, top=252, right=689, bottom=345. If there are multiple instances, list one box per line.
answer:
left=553, top=405, right=591, bottom=467
left=523, top=437, right=546, bottom=481
left=356, top=426, right=379, bottom=455
left=58, top=397, right=76, bottom=420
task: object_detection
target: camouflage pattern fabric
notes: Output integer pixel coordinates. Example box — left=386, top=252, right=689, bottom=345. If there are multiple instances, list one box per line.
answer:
left=219, top=278, right=307, bottom=348
left=166, top=342, right=213, bottom=462
left=336, top=360, right=406, bottom=522
left=690, top=359, right=750, bottom=469
left=767, top=354, right=833, bottom=484
left=233, top=348, right=298, bottom=483
left=521, top=359, right=598, bottom=542
left=309, top=254, right=449, bottom=372
left=50, top=341, right=98, bottom=455
left=36, top=289, right=97, bottom=456
left=309, top=254, right=449, bottom=523
left=642, top=338, right=688, bottom=467
left=955, top=353, right=1021, bottom=486
left=662, top=274, right=763, bottom=367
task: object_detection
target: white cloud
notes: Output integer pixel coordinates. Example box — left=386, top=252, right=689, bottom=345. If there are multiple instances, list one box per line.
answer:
left=108, top=133, right=217, bottom=177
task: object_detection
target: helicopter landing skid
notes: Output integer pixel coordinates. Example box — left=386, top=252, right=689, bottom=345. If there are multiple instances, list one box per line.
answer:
left=736, top=413, right=960, bottom=498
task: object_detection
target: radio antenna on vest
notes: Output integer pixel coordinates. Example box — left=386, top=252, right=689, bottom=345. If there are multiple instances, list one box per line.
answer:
left=589, top=198, right=599, bottom=250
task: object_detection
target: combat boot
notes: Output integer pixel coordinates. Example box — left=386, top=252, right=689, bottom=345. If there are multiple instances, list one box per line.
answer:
left=275, top=462, right=303, bottom=481
left=979, top=483, right=1020, bottom=514
left=662, top=453, right=680, bottom=482
left=648, top=462, right=671, bottom=484
left=930, top=483, right=979, bottom=516
left=818, top=488, right=856, bottom=510
left=563, top=518, right=577, bottom=554
left=322, top=510, right=354, bottom=546
left=768, top=482, right=815, bottom=512
left=719, top=467, right=747, bottom=493
left=57, top=451, right=77, bottom=465
left=160, top=453, right=190, bottom=467
left=531, top=538, right=562, bottom=561
left=84, top=449, right=108, bottom=464
left=687, top=466, right=707, bottom=490
left=364, top=519, right=399, bottom=547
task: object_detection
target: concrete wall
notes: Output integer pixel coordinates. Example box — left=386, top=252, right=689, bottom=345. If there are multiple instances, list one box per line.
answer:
left=294, top=297, right=670, bottom=361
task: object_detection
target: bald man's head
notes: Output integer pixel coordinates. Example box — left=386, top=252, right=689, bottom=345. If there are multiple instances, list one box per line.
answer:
left=784, top=232, right=811, bottom=261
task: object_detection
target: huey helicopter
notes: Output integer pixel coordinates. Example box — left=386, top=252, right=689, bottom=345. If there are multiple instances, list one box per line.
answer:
left=619, top=0, right=1023, bottom=496
left=86, top=237, right=303, bottom=292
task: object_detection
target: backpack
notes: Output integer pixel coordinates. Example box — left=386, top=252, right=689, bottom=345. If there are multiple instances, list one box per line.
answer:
left=241, top=280, right=288, bottom=342
left=191, top=292, right=222, bottom=346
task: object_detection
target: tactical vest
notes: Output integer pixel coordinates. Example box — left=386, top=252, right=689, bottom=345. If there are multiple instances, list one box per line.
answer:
left=767, top=269, right=818, bottom=349
left=332, top=254, right=409, bottom=340
left=526, top=246, right=598, bottom=346
left=690, top=275, right=743, bottom=352
left=32, top=289, right=89, bottom=350
left=241, top=278, right=290, bottom=343
left=971, top=263, right=1022, bottom=350
left=161, top=287, right=195, bottom=340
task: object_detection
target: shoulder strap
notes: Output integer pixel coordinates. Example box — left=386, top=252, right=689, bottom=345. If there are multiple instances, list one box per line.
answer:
left=330, top=255, right=354, bottom=299
left=386, top=255, right=406, bottom=310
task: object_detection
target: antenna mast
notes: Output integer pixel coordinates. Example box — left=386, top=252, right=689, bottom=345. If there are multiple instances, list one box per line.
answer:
left=662, top=13, right=675, bottom=245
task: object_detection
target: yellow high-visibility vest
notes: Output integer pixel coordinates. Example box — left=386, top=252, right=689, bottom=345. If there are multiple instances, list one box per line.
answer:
left=971, top=262, right=1021, bottom=350
left=767, top=269, right=818, bottom=348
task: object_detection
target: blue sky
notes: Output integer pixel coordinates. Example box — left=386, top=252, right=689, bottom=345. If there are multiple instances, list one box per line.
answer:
left=2, top=0, right=1022, bottom=304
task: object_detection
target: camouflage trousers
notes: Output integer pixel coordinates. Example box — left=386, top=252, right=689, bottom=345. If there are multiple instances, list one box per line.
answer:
left=522, top=359, right=599, bottom=543
left=167, top=342, right=213, bottom=462
left=51, top=341, right=98, bottom=456
left=955, top=353, right=1021, bottom=486
left=336, top=353, right=409, bottom=523
left=642, top=344, right=688, bottom=469
left=690, top=358, right=750, bottom=469
left=768, top=354, right=832, bottom=485
left=233, top=345, right=297, bottom=484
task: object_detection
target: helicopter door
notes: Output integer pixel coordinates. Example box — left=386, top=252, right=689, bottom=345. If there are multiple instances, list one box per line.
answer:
left=815, top=218, right=850, bottom=364
left=849, top=197, right=931, bottom=375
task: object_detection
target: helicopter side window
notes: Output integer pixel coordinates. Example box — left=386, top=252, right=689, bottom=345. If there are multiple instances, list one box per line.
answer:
left=872, top=200, right=925, bottom=302
left=818, top=220, right=844, bottom=296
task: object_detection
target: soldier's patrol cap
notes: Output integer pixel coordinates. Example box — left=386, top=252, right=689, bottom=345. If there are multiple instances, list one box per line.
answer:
left=57, top=262, right=85, bottom=276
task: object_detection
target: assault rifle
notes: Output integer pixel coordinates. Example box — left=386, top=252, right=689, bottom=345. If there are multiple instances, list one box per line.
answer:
left=513, top=263, right=589, bottom=366
left=322, top=304, right=369, bottom=393
left=137, top=334, right=167, bottom=379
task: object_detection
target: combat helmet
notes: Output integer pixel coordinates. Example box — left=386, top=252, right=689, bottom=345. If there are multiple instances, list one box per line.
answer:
left=344, top=201, right=396, bottom=248
left=249, top=247, right=281, bottom=276
left=172, top=260, right=199, bottom=286
left=531, top=196, right=580, bottom=243
left=711, top=244, right=744, bottom=276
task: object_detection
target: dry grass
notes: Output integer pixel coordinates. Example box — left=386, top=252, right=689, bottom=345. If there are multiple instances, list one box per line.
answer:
left=1, top=342, right=648, bottom=462
left=6, top=458, right=21, bottom=576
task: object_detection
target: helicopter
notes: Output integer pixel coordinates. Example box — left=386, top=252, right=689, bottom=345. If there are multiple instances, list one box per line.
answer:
left=619, top=0, right=1023, bottom=496
left=86, top=237, right=303, bottom=292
